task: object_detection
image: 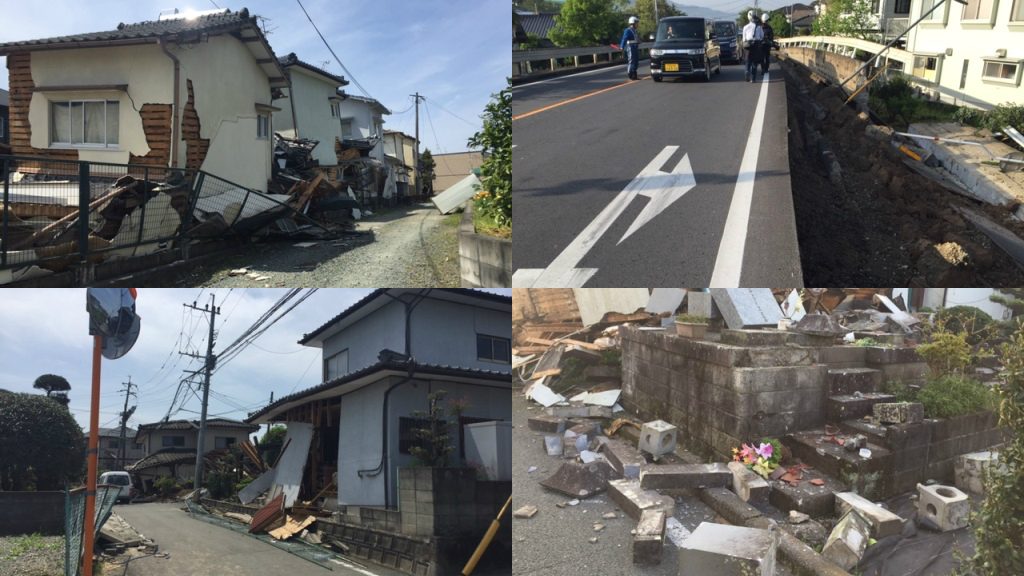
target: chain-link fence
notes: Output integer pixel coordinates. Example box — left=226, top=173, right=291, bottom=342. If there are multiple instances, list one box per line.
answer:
left=63, top=484, right=119, bottom=576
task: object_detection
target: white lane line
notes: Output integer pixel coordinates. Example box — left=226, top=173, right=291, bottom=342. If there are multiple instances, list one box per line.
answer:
left=709, top=71, right=770, bottom=287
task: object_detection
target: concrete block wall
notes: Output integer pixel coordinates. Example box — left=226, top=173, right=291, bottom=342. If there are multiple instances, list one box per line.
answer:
left=398, top=467, right=477, bottom=538
left=458, top=206, right=511, bottom=288
left=318, top=518, right=433, bottom=576
left=0, top=491, right=64, bottom=536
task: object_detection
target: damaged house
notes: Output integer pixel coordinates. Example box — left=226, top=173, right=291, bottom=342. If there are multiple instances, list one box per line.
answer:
left=0, top=8, right=287, bottom=193
left=383, top=130, right=419, bottom=201
left=127, top=417, right=258, bottom=491
left=246, top=288, right=512, bottom=508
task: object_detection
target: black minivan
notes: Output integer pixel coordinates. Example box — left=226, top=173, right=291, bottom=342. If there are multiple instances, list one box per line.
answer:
left=649, top=16, right=722, bottom=82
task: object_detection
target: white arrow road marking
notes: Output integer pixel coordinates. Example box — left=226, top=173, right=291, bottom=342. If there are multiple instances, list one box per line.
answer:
left=513, top=146, right=696, bottom=287
left=710, top=71, right=770, bottom=287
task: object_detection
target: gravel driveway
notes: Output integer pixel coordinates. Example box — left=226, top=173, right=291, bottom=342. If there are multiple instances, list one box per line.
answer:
left=157, top=202, right=460, bottom=288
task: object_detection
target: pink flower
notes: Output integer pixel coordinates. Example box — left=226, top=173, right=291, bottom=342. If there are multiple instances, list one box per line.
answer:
left=756, top=442, right=773, bottom=460
left=739, top=444, right=756, bottom=465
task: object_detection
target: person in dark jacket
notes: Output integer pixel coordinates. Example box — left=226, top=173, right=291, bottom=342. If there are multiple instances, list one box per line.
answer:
left=760, top=13, right=774, bottom=74
left=621, top=16, right=641, bottom=80
left=741, top=11, right=763, bottom=82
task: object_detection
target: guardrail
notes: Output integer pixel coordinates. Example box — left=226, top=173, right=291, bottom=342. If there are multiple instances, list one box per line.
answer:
left=512, top=43, right=654, bottom=78
left=777, top=35, right=915, bottom=71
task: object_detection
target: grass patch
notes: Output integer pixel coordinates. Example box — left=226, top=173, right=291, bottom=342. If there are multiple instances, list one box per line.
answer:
left=473, top=208, right=512, bottom=239
left=869, top=75, right=960, bottom=130
left=2, top=533, right=60, bottom=561
left=443, top=211, right=462, bottom=228
left=917, top=375, right=998, bottom=419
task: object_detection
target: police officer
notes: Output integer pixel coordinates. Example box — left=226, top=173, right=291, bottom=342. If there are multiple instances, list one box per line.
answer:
left=760, top=12, right=775, bottom=74
left=741, top=11, right=763, bottom=82
left=621, top=16, right=640, bottom=81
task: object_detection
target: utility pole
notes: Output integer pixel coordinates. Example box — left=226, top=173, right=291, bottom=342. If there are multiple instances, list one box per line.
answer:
left=411, top=92, right=424, bottom=199
left=117, top=377, right=136, bottom=469
left=182, top=295, right=219, bottom=497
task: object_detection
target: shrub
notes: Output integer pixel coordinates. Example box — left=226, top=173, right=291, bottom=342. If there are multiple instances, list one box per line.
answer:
left=916, top=330, right=974, bottom=376
left=0, top=390, right=85, bottom=490
left=935, top=306, right=995, bottom=344
left=917, top=375, right=997, bottom=419
left=154, top=476, right=179, bottom=499
left=206, top=470, right=236, bottom=500
left=955, top=102, right=1024, bottom=136
left=881, top=379, right=918, bottom=403
left=468, top=81, right=511, bottom=228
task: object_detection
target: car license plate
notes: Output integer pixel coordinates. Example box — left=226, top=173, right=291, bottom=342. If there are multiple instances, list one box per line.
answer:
left=665, top=63, right=679, bottom=72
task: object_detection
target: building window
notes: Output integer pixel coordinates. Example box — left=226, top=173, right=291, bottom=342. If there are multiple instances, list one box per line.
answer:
left=477, top=334, right=511, bottom=364
left=215, top=436, right=236, bottom=449
left=1013, top=0, right=1024, bottom=20
left=330, top=102, right=340, bottom=117
left=894, top=0, right=911, bottom=15
left=108, top=439, right=121, bottom=450
left=50, top=100, right=119, bottom=147
left=982, top=60, right=1021, bottom=84
left=135, top=442, right=144, bottom=451
left=0, top=115, right=5, bottom=139
left=162, top=435, right=185, bottom=447
left=257, top=113, right=270, bottom=139
left=961, top=0, right=995, bottom=20
left=920, top=0, right=945, bottom=21
left=324, top=349, right=349, bottom=381
left=339, top=118, right=354, bottom=140
left=398, top=417, right=431, bottom=455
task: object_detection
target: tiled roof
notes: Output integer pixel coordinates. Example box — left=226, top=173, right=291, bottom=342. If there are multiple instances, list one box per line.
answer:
left=298, top=289, right=512, bottom=346
left=518, top=13, right=558, bottom=39
left=125, top=447, right=195, bottom=471
left=137, top=418, right=258, bottom=432
left=246, top=360, right=511, bottom=423
left=99, top=427, right=136, bottom=438
left=278, top=52, right=349, bottom=87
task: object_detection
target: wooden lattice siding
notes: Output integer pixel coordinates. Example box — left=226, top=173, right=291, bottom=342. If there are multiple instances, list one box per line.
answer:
left=128, top=103, right=172, bottom=175
left=5, top=52, right=79, bottom=172
left=181, top=79, right=209, bottom=172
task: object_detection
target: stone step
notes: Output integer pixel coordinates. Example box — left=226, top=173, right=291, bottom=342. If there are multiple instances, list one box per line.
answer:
left=768, top=469, right=847, bottom=517
left=826, top=393, right=897, bottom=423
left=837, top=419, right=891, bottom=449
left=783, top=430, right=893, bottom=500
left=827, top=367, right=882, bottom=395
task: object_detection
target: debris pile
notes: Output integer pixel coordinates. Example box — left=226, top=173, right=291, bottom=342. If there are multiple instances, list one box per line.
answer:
left=270, top=133, right=361, bottom=230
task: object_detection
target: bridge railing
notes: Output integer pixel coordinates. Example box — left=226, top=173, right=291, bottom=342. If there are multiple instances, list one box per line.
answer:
left=512, top=43, right=654, bottom=79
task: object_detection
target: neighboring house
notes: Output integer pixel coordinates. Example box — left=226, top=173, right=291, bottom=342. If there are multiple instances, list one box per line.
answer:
left=337, top=94, right=395, bottom=204
left=515, top=13, right=558, bottom=48
left=382, top=130, right=418, bottom=200
left=247, top=288, right=512, bottom=509
left=272, top=53, right=349, bottom=167
left=871, top=0, right=914, bottom=42
left=98, top=427, right=145, bottom=472
left=0, top=88, right=9, bottom=147
left=431, top=151, right=483, bottom=194
left=903, top=0, right=1024, bottom=107
left=0, top=8, right=287, bottom=192
left=895, top=288, right=1013, bottom=320
left=779, top=2, right=820, bottom=34
left=127, top=417, right=258, bottom=489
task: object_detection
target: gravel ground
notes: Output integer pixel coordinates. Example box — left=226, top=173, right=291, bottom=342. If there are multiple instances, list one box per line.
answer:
left=0, top=534, right=64, bottom=576
left=157, top=202, right=460, bottom=287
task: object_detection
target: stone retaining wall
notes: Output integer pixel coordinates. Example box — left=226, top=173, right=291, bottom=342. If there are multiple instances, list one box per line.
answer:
left=458, top=205, right=511, bottom=288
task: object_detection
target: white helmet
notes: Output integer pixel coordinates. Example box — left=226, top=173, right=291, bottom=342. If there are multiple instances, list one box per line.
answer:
left=628, top=16, right=639, bottom=24
left=747, top=10, right=755, bottom=22
left=760, top=12, right=767, bottom=22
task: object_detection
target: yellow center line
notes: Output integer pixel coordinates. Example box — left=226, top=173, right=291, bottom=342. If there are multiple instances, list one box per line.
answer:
left=512, top=76, right=649, bottom=122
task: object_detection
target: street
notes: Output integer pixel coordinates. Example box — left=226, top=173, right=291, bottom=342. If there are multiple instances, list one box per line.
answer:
left=114, top=503, right=404, bottom=576
left=512, top=61, right=802, bottom=287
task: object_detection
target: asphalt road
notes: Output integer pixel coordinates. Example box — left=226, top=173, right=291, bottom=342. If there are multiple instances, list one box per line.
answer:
left=114, top=502, right=403, bottom=576
left=512, top=60, right=802, bottom=287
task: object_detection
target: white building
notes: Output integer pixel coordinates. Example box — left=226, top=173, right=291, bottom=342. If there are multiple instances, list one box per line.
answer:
left=272, top=53, right=349, bottom=167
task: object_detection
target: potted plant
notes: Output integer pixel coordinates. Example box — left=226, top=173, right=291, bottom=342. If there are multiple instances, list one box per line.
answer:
left=674, top=314, right=709, bottom=339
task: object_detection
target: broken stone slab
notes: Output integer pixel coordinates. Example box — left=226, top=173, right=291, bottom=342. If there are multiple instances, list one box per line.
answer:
left=638, top=419, right=677, bottom=460
left=513, top=505, right=538, bottom=519
left=769, top=473, right=845, bottom=518
left=873, top=402, right=924, bottom=424
left=568, top=421, right=602, bottom=438
left=528, top=414, right=566, bottom=434
left=728, top=461, right=769, bottom=505
left=917, top=483, right=969, bottom=532
left=792, top=313, right=846, bottom=337
left=835, top=492, right=903, bottom=539
left=607, top=478, right=675, bottom=520
left=639, top=463, right=732, bottom=490
left=954, top=450, right=999, bottom=495
left=710, top=288, right=783, bottom=329
left=544, top=435, right=563, bottom=456
left=679, top=522, right=779, bottom=576
left=599, top=437, right=646, bottom=479
left=633, top=509, right=666, bottom=565
left=539, top=461, right=620, bottom=499
left=822, top=510, right=871, bottom=571
left=664, top=516, right=692, bottom=548
left=545, top=404, right=612, bottom=419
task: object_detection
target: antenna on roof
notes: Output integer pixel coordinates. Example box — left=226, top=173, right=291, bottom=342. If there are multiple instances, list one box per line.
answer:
left=158, top=8, right=180, bottom=20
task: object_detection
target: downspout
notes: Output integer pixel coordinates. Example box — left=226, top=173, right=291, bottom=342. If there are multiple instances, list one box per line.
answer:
left=158, top=37, right=180, bottom=168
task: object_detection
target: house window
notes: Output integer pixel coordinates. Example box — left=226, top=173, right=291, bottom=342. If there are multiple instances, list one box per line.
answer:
left=330, top=102, right=340, bottom=118
left=477, top=334, right=511, bottom=364
left=1013, top=0, right=1024, bottom=20
left=982, top=60, right=1021, bottom=84
left=108, top=439, right=121, bottom=450
left=894, top=0, right=911, bottom=15
left=0, top=115, right=5, bottom=139
left=215, top=436, right=236, bottom=449
left=257, top=113, right=270, bottom=140
left=50, top=100, right=119, bottom=147
left=339, top=118, right=353, bottom=140
left=135, top=443, right=144, bottom=451
left=162, top=435, right=185, bottom=447
left=324, top=349, right=349, bottom=381
left=398, top=417, right=431, bottom=455
left=920, top=0, right=945, bottom=21
left=961, top=0, right=995, bottom=20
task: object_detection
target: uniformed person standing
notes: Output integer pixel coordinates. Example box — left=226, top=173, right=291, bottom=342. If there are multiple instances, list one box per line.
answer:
left=621, top=16, right=641, bottom=80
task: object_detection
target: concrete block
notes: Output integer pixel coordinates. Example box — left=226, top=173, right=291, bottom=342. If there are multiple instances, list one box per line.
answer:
left=822, top=510, right=872, bottom=570
left=874, top=402, right=924, bottom=424
left=827, top=368, right=882, bottom=395
left=954, top=451, right=999, bottom=495
left=543, top=435, right=563, bottom=456
left=687, top=291, right=721, bottom=319
left=710, top=288, right=783, bottom=329
left=527, top=414, right=565, bottom=433
left=632, top=509, right=666, bottom=565
left=827, top=393, right=897, bottom=422
left=835, top=491, right=903, bottom=538
left=917, top=483, right=969, bottom=531
left=679, top=522, right=779, bottom=576
left=638, top=420, right=677, bottom=460
left=607, top=479, right=675, bottom=521
left=539, top=461, right=619, bottom=499
left=600, top=438, right=646, bottom=479
left=728, top=461, right=769, bottom=505
left=639, top=463, right=732, bottom=490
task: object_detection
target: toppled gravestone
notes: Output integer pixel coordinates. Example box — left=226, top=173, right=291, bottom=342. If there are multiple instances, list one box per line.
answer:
left=709, top=289, right=783, bottom=329
left=792, top=313, right=846, bottom=337
left=835, top=491, right=904, bottom=538
left=633, top=509, right=667, bottom=565
left=600, top=437, right=646, bottom=479
left=873, top=402, right=924, bottom=424
left=954, top=451, right=999, bottom=495
left=639, top=463, right=732, bottom=490
left=728, top=461, right=769, bottom=505
left=822, top=510, right=871, bottom=570
left=679, top=522, right=779, bottom=576
left=607, top=479, right=675, bottom=520
left=539, top=461, right=620, bottom=499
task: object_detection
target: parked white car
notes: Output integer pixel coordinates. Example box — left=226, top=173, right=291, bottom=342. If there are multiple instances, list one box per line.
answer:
left=98, top=471, right=136, bottom=503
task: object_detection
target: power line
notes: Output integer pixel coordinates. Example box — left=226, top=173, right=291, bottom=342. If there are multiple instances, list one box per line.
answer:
left=423, top=101, right=457, bottom=178
left=425, top=97, right=478, bottom=128
left=294, top=0, right=372, bottom=98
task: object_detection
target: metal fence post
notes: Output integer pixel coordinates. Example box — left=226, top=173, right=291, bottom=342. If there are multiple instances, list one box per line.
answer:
left=78, top=161, right=90, bottom=266
left=2, top=157, right=9, bottom=268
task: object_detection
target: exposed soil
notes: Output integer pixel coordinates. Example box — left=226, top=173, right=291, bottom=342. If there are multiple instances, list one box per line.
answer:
left=781, top=58, right=1024, bottom=286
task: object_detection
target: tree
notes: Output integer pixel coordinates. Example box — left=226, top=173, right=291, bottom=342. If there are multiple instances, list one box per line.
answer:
left=634, top=0, right=684, bottom=40
left=408, top=390, right=467, bottom=468
left=548, top=0, right=627, bottom=47
left=0, top=390, right=85, bottom=490
left=768, top=12, right=792, bottom=38
left=735, top=6, right=757, bottom=28
left=420, top=149, right=437, bottom=196
left=513, top=0, right=564, bottom=13
left=468, top=80, right=511, bottom=228
left=991, top=289, right=1024, bottom=318
left=33, top=373, right=70, bottom=407
left=812, top=0, right=876, bottom=41
left=257, top=425, right=287, bottom=467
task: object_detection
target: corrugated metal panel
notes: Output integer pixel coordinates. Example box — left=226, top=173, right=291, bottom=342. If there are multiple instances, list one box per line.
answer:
left=431, top=172, right=481, bottom=214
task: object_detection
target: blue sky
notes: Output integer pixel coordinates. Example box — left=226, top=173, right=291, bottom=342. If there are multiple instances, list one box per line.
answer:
left=0, top=0, right=508, bottom=153
left=0, top=288, right=510, bottom=434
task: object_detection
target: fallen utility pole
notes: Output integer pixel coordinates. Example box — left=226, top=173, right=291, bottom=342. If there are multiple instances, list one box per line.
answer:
left=117, top=377, right=136, bottom=469
left=183, top=295, right=220, bottom=497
